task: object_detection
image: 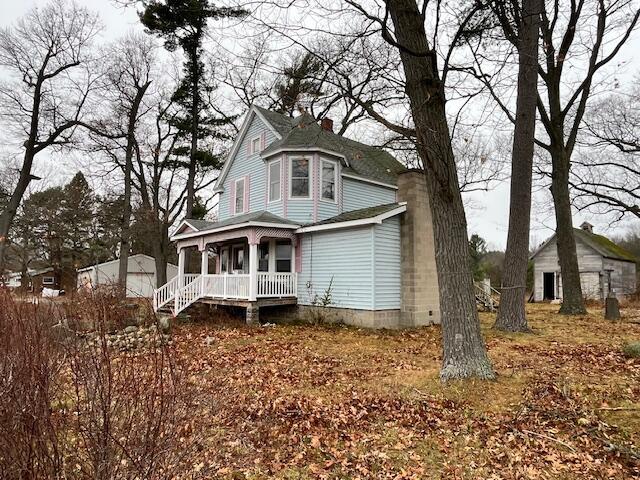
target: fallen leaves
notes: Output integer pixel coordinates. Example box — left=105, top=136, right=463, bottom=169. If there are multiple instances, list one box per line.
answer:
left=165, top=304, right=640, bottom=479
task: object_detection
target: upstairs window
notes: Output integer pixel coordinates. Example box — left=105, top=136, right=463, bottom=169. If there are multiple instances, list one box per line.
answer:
left=251, top=136, right=262, bottom=154
left=321, top=160, right=336, bottom=201
left=268, top=160, right=281, bottom=202
left=234, top=178, right=245, bottom=214
left=290, top=157, right=310, bottom=198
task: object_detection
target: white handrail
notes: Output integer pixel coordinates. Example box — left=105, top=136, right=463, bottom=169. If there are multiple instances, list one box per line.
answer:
left=174, top=275, right=204, bottom=315
left=153, top=276, right=179, bottom=312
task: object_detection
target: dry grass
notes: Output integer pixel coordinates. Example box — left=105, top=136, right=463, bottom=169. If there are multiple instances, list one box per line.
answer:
left=168, top=303, right=640, bottom=479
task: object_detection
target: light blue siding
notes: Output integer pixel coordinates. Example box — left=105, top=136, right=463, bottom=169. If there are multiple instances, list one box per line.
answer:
left=218, top=114, right=278, bottom=221
left=317, top=200, right=339, bottom=221
left=287, top=200, right=314, bottom=224
left=342, top=177, right=396, bottom=212
left=297, top=226, right=374, bottom=309
left=373, top=217, right=401, bottom=309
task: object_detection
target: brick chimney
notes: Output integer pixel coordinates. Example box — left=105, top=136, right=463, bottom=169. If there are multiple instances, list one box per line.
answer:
left=320, top=117, right=334, bottom=132
left=397, top=169, right=440, bottom=326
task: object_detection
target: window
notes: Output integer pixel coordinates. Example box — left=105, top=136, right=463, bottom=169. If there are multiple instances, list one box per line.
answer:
left=251, top=136, right=261, bottom=154
left=220, top=248, right=229, bottom=273
left=258, top=242, right=269, bottom=272
left=321, top=160, right=336, bottom=201
left=275, top=241, right=292, bottom=272
left=234, top=178, right=245, bottom=214
left=232, top=246, right=245, bottom=272
left=268, top=160, right=281, bottom=202
left=290, top=157, right=310, bottom=198
left=42, top=276, right=55, bottom=286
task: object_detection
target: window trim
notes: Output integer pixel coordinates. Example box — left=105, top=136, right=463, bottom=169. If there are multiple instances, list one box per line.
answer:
left=320, top=158, right=338, bottom=204
left=250, top=135, right=262, bottom=154
left=42, top=276, right=55, bottom=285
left=275, top=240, right=293, bottom=273
left=220, top=247, right=229, bottom=273
left=289, top=156, right=312, bottom=200
left=234, top=177, right=245, bottom=214
left=231, top=243, right=246, bottom=273
left=267, top=159, right=281, bottom=203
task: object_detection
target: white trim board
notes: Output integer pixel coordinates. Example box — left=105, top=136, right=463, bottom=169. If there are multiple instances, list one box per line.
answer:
left=296, top=204, right=407, bottom=233
left=341, top=172, right=398, bottom=190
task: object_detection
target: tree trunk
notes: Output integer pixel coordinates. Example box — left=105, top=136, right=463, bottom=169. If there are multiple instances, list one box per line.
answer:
left=152, top=221, right=169, bottom=287
left=186, top=41, right=200, bottom=219
left=118, top=83, right=151, bottom=294
left=387, top=0, right=494, bottom=380
left=551, top=149, right=587, bottom=314
left=494, top=0, right=541, bottom=332
left=0, top=170, right=31, bottom=274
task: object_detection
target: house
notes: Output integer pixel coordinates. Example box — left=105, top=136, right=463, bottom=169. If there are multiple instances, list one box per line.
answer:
left=78, top=254, right=178, bottom=298
left=154, top=105, right=441, bottom=328
left=531, top=222, right=637, bottom=302
left=2, top=267, right=61, bottom=293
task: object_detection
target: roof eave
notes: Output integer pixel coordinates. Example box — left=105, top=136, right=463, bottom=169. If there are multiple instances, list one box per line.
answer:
left=296, top=203, right=407, bottom=233
left=171, top=220, right=301, bottom=242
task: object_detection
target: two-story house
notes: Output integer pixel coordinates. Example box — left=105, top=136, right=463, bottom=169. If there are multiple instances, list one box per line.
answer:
left=153, top=105, right=441, bottom=328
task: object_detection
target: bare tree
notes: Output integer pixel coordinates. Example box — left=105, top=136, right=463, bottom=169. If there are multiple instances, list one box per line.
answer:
left=105, top=34, right=153, bottom=291
left=0, top=0, right=100, bottom=273
left=570, top=85, right=640, bottom=221
left=471, top=0, right=640, bottom=314
left=493, top=0, right=542, bottom=332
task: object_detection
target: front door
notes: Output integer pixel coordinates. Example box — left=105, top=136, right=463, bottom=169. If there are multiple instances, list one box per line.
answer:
left=543, top=272, right=555, bottom=300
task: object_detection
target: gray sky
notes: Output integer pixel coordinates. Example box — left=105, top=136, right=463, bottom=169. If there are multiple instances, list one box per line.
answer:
left=3, top=0, right=640, bottom=250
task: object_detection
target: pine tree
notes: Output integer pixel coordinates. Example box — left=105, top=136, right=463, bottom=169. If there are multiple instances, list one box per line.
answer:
left=139, top=0, right=246, bottom=219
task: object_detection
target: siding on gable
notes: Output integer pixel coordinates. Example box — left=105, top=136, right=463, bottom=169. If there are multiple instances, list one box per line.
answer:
left=218, top=114, right=278, bottom=221
left=373, top=217, right=401, bottom=309
left=297, top=226, right=374, bottom=310
left=533, top=237, right=604, bottom=301
left=342, top=177, right=396, bottom=212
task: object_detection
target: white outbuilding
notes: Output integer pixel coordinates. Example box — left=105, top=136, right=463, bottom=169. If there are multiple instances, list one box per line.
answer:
left=77, top=254, right=178, bottom=298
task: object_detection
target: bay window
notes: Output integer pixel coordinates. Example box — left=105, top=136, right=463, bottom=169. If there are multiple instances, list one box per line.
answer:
left=290, top=157, right=310, bottom=198
left=321, top=160, right=336, bottom=201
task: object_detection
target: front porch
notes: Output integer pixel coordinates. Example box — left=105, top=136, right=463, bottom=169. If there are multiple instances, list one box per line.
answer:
left=153, top=213, right=300, bottom=319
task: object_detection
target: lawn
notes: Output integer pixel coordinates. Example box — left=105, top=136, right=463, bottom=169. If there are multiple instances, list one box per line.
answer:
left=171, top=303, right=640, bottom=479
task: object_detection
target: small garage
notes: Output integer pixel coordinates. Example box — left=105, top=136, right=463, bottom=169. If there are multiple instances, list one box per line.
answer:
left=77, top=254, right=178, bottom=298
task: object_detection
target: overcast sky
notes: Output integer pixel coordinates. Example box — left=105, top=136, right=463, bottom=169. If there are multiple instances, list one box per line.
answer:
left=3, top=0, right=640, bottom=250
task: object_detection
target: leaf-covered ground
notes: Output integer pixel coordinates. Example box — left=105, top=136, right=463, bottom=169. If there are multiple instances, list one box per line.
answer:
left=171, top=304, right=640, bottom=479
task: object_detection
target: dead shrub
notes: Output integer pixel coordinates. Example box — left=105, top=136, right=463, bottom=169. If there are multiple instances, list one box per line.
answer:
left=0, top=290, right=197, bottom=480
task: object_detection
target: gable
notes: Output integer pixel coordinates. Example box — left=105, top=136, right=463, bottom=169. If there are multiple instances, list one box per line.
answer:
left=217, top=112, right=279, bottom=221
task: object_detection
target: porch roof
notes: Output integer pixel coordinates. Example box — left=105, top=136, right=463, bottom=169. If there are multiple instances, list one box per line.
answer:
left=172, top=211, right=300, bottom=241
left=297, top=202, right=407, bottom=233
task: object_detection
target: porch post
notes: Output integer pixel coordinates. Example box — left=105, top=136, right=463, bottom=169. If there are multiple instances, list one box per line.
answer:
left=200, top=247, right=208, bottom=275
left=249, top=241, right=258, bottom=301
left=177, top=247, right=186, bottom=287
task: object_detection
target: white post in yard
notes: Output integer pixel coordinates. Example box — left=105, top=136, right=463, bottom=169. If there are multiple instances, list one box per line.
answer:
left=249, top=242, right=258, bottom=301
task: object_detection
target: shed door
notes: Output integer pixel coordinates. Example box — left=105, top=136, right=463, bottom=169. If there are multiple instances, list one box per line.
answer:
left=126, top=273, right=155, bottom=298
left=543, top=272, right=555, bottom=300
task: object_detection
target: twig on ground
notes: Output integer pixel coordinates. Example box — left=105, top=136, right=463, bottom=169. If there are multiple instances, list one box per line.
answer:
left=520, top=429, right=577, bottom=452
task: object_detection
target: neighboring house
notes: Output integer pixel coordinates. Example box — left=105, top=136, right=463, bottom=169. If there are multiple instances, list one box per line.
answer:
left=78, top=254, right=178, bottom=298
left=531, top=222, right=637, bottom=302
left=2, top=267, right=61, bottom=293
left=154, top=105, right=441, bottom=328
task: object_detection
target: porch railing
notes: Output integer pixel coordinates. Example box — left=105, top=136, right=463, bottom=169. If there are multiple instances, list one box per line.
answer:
left=257, top=273, right=297, bottom=297
left=154, top=272, right=297, bottom=314
left=202, top=274, right=250, bottom=299
left=153, top=276, right=179, bottom=311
